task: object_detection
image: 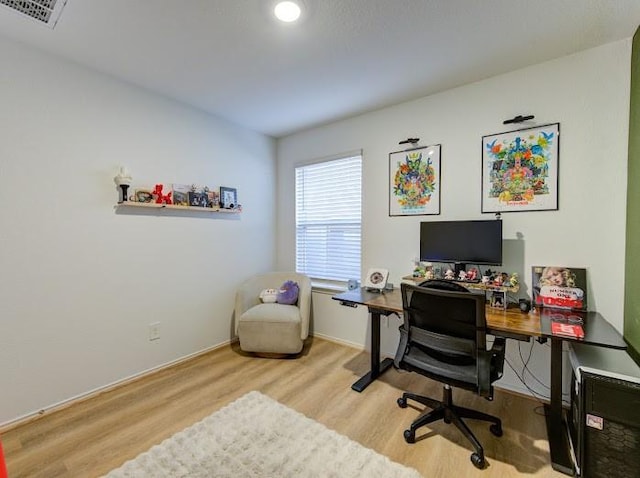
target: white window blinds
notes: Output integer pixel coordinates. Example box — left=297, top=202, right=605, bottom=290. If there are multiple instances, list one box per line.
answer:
left=295, top=153, right=362, bottom=282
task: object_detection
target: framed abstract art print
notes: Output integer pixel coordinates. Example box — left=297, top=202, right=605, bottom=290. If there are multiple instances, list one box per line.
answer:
left=481, top=123, right=559, bottom=213
left=389, top=144, right=441, bottom=216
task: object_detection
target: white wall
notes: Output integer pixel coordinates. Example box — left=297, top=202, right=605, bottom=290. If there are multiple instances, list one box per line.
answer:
left=0, top=37, right=276, bottom=425
left=277, top=40, right=631, bottom=399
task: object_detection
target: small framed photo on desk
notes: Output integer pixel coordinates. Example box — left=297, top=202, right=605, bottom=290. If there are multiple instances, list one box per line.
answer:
left=489, top=290, right=507, bottom=309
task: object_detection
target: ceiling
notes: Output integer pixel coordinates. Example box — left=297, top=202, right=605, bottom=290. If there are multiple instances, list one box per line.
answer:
left=1, top=1, right=639, bottom=138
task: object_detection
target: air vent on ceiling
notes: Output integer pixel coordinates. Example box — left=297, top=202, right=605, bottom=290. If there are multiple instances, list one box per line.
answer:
left=0, top=0, right=68, bottom=28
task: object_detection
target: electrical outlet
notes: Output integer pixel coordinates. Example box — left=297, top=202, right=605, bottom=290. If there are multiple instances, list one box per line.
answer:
left=149, top=322, right=161, bottom=341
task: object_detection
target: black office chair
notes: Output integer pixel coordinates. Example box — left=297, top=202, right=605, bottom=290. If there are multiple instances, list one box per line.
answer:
left=394, top=280, right=506, bottom=469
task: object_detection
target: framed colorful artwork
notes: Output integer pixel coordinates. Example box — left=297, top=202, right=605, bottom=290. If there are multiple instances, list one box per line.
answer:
left=389, top=144, right=441, bottom=216
left=481, top=123, right=559, bottom=213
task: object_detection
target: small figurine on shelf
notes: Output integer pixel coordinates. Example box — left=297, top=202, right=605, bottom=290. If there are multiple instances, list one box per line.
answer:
left=494, top=274, right=504, bottom=286
left=424, top=270, right=434, bottom=280
left=509, top=273, right=519, bottom=287
left=466, top=268, right=478, bottom=281
left=153, top=184, right=173, bottom=205
left=444, top=269, right=455, bottom=280
left=481, top=275, right=490, bottom=285
left=412, top=259, right=432, bottom=279
left=458, top=270, right=467, bottom=281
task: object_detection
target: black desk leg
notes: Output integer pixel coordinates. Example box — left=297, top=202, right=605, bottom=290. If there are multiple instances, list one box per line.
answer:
left=544, top=337, right=574, bottom=475
left=351, top=309, right=395, bottom=392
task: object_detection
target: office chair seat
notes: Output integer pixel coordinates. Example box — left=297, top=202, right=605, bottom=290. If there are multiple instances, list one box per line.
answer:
left=394, top=280, right=506, bottom=469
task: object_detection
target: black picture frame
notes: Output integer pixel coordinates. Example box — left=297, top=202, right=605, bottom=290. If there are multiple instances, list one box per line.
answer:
left=481, top=123, right=560, bottom=213
left=219, top=186, right=238, bottom=209
left=389, top=144, right=441, bottom=216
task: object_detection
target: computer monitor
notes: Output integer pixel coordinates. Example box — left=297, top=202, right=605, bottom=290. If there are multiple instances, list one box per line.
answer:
left=420, top=220, right=502, bottom=274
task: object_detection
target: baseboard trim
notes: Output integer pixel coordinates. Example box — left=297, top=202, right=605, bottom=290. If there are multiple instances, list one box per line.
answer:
left=310, top=332, right=365, bottom=351
left=0, top=339, right=236, bottom=433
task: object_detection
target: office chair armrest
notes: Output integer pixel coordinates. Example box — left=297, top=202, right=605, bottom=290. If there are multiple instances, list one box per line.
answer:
left=477, top=350, right=492, bottom=397
left=477, top=338, right=506, bottom=397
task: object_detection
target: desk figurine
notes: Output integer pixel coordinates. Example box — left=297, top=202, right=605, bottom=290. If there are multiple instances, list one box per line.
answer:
left=444, top=269, right=455, bottom=280
left=412, top=260, right=432, bottom=279
left=509, top=273, right=519, bottom=287
left=466, top=268, right=478, bottom=281
left=458, top=270, right=467, bottom=281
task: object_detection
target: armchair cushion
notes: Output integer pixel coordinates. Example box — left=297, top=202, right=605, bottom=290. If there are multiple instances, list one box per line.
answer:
left=241, top=303, right=301, bottom=324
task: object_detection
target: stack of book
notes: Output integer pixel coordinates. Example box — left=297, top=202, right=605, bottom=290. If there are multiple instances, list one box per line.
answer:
left=549, top=312, right=584, bottom=338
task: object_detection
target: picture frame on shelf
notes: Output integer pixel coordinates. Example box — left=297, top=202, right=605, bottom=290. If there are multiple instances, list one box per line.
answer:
left=389, top=144, right=441, bottom=216
left=188, top=185, right=208, bottom=208
left=220, top=186, right=237, bottom=209
left=206, top=188, right=219, bottom=208
left=481, top=123, right=560, bottom=213
left=172, top=184, right=190, bottom=206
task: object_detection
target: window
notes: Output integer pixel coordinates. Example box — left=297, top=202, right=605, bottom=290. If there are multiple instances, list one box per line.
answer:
left=295, top=152, right=362, bottom=282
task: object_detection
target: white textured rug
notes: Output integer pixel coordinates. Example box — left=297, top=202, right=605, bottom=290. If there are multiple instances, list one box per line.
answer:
left=104, top=391, right=422, bottom=477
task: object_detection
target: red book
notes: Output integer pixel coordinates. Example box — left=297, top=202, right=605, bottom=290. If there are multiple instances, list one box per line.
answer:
left=551, top=321, right=585, bottom=338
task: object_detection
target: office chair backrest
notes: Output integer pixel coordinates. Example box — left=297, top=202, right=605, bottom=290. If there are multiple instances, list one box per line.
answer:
left=400, top=281, right=488, bottom=359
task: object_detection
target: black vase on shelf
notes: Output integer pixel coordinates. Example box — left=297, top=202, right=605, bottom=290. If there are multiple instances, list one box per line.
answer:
left=118, top=184, right=129, bottom=203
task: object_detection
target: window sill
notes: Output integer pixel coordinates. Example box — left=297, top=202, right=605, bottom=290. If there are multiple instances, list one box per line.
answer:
left=311, top=280, right=348, bottom=295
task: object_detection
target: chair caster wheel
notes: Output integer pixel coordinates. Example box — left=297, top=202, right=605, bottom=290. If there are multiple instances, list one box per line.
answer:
left=403, top=429, right=415, bottom=443
left=490, top=423, right=503, bottom=437
left=471, top=452, right=486, bottom=469
left=397, top=397, right=407, bottom=408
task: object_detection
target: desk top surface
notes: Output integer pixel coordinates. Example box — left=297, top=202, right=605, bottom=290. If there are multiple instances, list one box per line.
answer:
left=333, top=287, right=626, bottom=348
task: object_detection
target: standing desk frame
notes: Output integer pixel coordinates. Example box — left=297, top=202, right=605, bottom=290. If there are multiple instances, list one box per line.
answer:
left=333, top=287, right=626, bottom=476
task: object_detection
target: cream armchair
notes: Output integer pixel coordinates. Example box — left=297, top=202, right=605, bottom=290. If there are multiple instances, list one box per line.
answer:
left=234, top=272, right=311, bottom=354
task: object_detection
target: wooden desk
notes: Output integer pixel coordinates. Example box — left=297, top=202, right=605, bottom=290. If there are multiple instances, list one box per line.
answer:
left=332, top=286, right=626, bottom=476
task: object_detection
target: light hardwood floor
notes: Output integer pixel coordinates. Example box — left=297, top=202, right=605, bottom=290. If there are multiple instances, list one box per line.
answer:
left=3, top=337, right=565, bottom=477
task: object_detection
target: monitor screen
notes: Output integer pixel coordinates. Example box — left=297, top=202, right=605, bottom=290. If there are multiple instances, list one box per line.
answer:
left=420, top=220, right=502, bottom=267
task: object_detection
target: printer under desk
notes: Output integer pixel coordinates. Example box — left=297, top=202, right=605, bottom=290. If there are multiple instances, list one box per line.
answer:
left=568, top=343, right=640, bottom=478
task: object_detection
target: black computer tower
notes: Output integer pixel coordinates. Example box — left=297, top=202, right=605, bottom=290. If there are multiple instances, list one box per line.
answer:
left=569, top=344, right=640, bottom=478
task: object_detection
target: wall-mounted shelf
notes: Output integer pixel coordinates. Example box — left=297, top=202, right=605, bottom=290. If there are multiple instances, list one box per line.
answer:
left=114, top=202, right=241, bottom=214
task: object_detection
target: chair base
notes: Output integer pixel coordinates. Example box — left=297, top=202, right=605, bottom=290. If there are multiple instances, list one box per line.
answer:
left=397, top=385, right=503, bottom=469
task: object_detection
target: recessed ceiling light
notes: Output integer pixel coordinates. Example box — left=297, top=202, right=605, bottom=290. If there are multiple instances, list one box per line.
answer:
left=274, top=1, right=302, bottom=23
